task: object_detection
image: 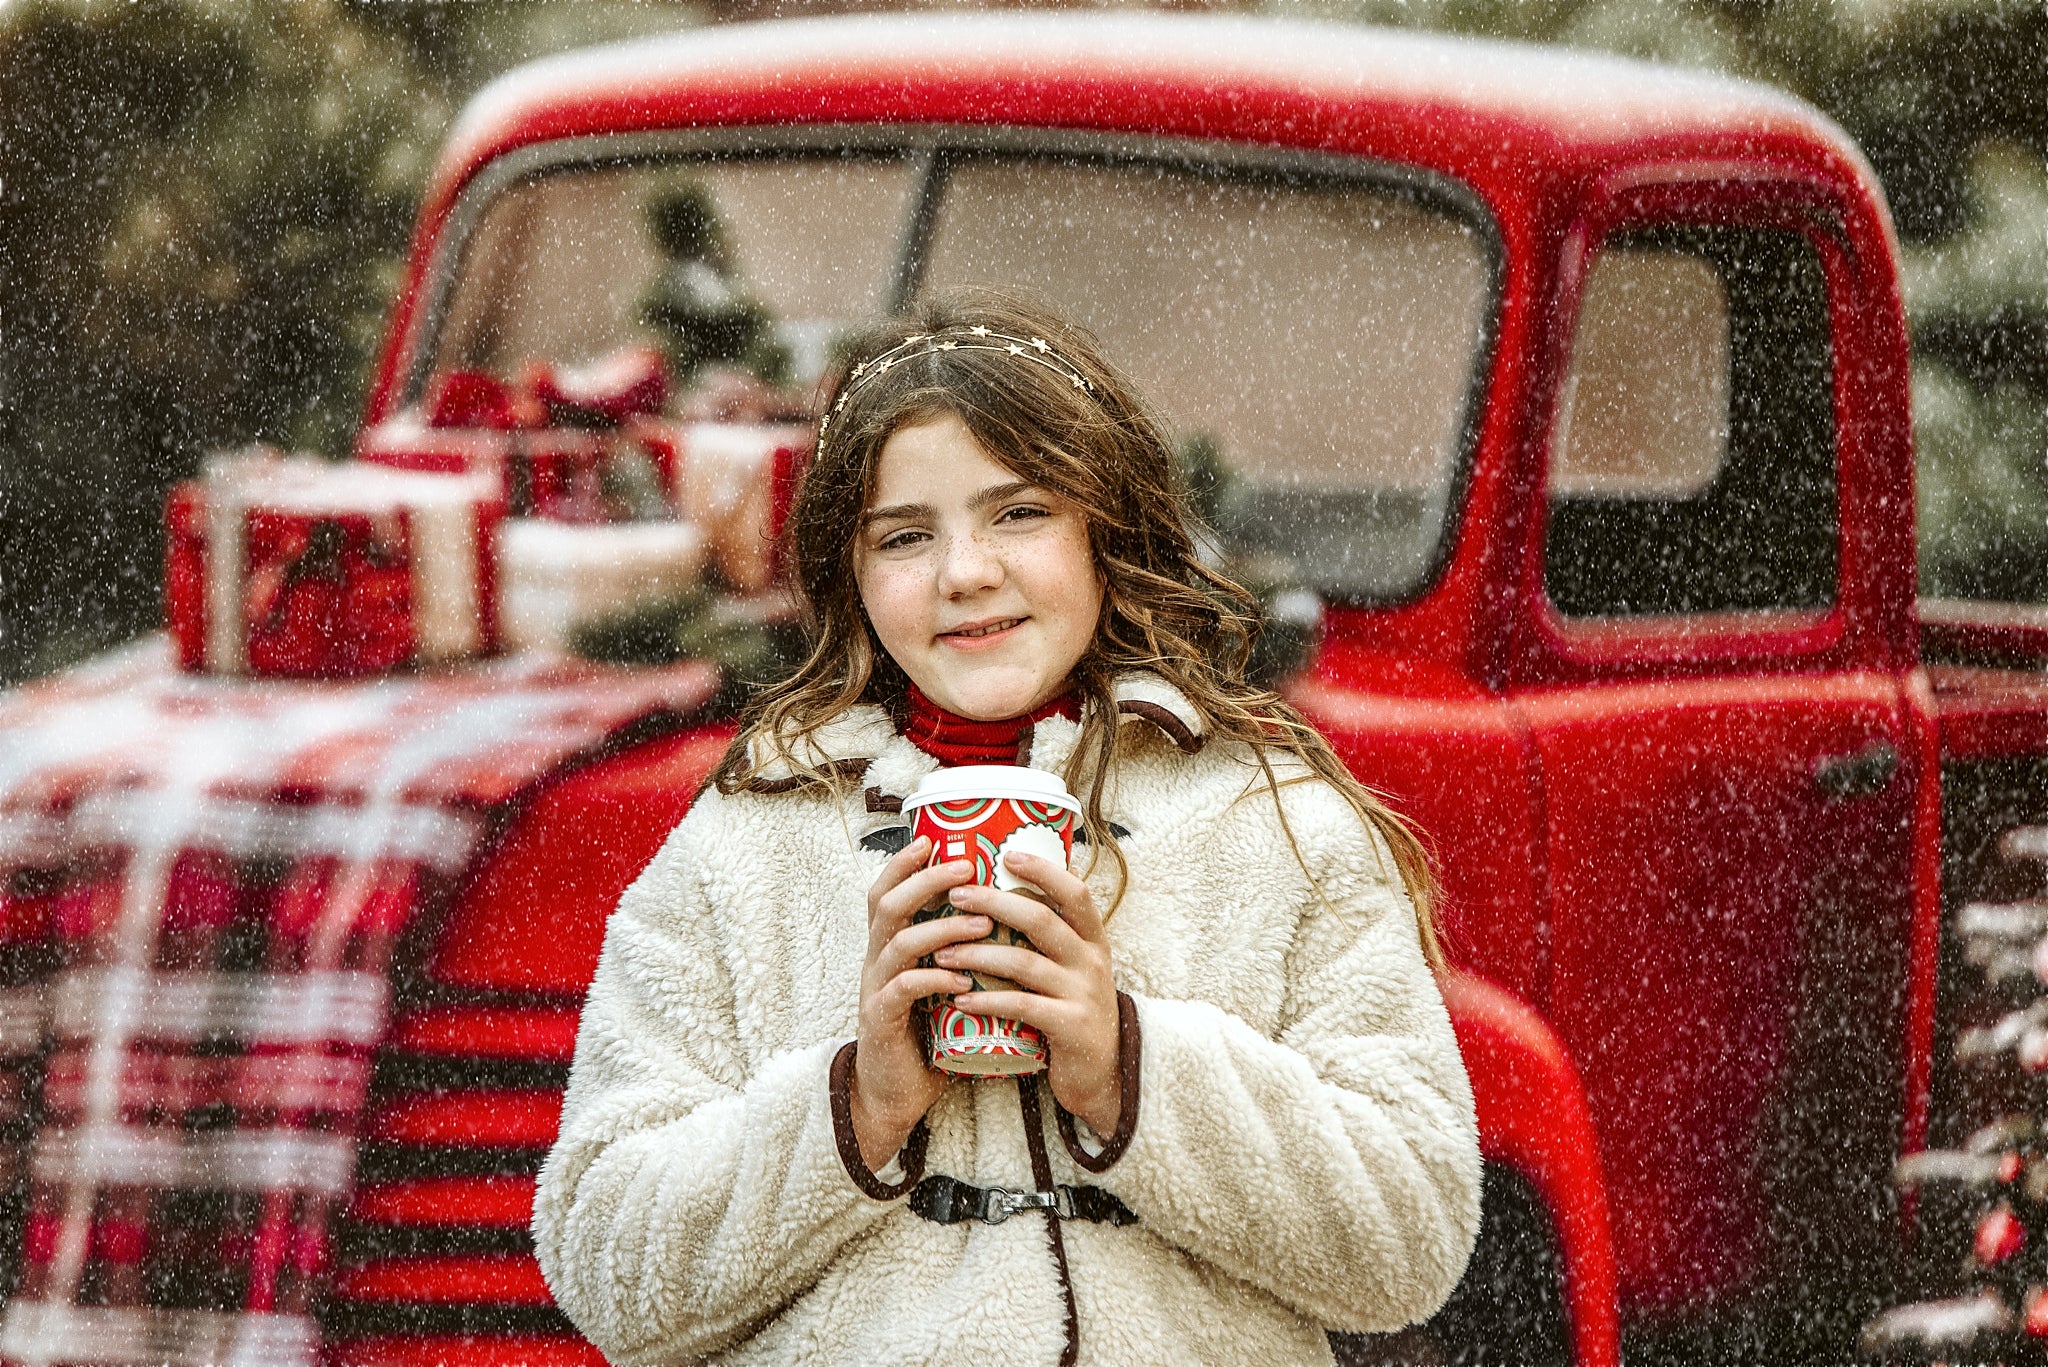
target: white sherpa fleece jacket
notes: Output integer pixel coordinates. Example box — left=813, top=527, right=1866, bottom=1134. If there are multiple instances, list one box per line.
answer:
left=533, top=674, right=1481, bottom=1366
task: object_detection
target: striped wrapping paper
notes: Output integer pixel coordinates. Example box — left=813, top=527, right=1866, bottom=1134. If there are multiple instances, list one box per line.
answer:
left=0, top=638, right=717, bottom=1366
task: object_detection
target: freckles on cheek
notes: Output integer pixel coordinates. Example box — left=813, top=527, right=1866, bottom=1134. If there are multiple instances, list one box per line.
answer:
left=857, top=562, right=930, bottom=657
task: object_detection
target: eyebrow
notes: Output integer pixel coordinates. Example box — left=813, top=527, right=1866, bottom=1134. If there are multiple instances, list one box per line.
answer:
left=862, top=480, right=1041, bottom=527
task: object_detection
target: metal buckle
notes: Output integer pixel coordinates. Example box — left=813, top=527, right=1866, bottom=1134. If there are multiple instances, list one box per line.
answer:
left=912, top=1176, right=1134, bottom=1227
left=977, top=1186, right=1061, bottom=1224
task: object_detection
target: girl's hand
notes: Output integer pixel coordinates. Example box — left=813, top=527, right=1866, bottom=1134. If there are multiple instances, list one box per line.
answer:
left=938, top=850, right=1122, bottom=1136
left=852, top=836, right=988, bottom=1171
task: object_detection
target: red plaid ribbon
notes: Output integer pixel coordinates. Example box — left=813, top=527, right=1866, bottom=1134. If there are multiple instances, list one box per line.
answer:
left=0, top=639, right=715, bottom=1366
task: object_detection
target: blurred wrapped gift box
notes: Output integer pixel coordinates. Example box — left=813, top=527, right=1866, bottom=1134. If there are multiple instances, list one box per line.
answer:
left=358, top=355, right=679, bottom=523
left=215, top=348, right=819, bottom=669
left=363, top=418, right=804, bottom=596
left=358, top=417, right=670, bottom=525
left=496, top=519, right=707, bottom=654
left=633, top=419, right=808, bottom=594
left=166, top=449, right=504, bottom=678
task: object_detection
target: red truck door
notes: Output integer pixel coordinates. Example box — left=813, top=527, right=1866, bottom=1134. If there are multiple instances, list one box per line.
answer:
left=1510, top=182, right=1917, bottom=1334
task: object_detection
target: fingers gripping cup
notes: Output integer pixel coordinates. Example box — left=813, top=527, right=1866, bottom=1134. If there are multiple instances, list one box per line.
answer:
left=902, top=766, right=1080, bottom=1076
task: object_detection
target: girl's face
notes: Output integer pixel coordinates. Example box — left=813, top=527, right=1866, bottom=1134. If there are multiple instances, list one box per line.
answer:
left=855, top=412, right=1103, bottom=722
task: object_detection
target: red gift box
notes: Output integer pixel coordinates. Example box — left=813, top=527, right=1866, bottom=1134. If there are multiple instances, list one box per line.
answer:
left=166, top=482, right=210, bottom=673
left=358, top=354, right=681, bottom=523
left=165, top=449, right=503, bottom=678
left=358, top=418, right=660, bottom=524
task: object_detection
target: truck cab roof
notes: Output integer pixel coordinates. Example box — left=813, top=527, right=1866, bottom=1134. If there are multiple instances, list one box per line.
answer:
left=436, top=12, right=1870, bottom=197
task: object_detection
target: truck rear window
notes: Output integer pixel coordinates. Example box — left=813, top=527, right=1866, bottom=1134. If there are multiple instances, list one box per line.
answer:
left=1544, top=225, right=1838, bottom=619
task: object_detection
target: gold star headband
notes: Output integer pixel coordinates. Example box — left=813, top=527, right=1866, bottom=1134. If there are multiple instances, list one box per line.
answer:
left=817, top=326, right=1094, bottom=444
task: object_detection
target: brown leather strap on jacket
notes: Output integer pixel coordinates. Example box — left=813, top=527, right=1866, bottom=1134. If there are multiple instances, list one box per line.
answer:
left=828, top=1040, right=928, bottom=1200
left=1057, top=991, right=1141, bottom=1173
left=1017, top=1075, right=1081, bottom=1367
left=742, top=758, right=873, bottom=794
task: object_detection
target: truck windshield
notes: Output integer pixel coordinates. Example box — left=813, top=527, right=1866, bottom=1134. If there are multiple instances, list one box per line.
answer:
left=433, top=154, right=918, bottom=393
left=419, top=145, right=1496, bottom=604
left=921, top=157, right=1493, bottom=601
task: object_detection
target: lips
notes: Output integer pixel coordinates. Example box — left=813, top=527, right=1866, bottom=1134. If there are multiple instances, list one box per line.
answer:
left=941, top=617, right=1025, bottom=641
left=942, top=618, right=1024, bottom=643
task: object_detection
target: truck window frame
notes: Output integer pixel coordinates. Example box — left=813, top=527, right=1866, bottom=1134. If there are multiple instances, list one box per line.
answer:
left=397, top=126, right=1504, bottom=611
left=1530, top=171, right=1863, bottom=676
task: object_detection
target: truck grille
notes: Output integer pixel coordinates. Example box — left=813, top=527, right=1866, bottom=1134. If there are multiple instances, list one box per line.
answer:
left=321, top=1005, right=597, bottom=1367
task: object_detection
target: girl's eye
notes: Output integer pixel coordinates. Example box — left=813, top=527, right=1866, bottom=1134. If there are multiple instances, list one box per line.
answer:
left=876, top=527, right=929, bottom=552
left=996, top=504, right=1051, bottom=525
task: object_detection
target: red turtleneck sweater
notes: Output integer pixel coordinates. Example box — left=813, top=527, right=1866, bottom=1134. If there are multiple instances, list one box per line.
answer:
left=902, top=683, right=1079, bottom=767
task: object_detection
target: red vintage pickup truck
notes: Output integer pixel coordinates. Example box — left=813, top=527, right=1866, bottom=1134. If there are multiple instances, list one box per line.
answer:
left=2, top=12, right=2042, bottom=1366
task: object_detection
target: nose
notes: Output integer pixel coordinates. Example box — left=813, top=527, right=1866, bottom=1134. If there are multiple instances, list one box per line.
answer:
left=935, top=529, right=1003, bottom=598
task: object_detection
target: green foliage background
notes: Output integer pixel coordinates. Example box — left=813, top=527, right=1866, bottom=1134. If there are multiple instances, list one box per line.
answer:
left=2, top=0, right=2044, bottom=682
left=0, top=0, right=704, bottom=682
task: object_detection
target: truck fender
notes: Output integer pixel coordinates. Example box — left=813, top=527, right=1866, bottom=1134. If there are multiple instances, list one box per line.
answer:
left=1441, top=969, right=1621, bottom=1367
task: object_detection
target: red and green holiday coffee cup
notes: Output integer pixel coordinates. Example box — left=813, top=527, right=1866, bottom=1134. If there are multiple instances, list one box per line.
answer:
left=902, top=765, right=1081, bottom=1076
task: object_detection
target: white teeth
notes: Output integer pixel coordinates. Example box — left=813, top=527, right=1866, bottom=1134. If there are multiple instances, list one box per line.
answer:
left=950, top=619, right=1020, bottom=638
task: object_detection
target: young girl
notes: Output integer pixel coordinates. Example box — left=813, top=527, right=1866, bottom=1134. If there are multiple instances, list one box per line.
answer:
left=533, top=290, right=1481, bottom=1366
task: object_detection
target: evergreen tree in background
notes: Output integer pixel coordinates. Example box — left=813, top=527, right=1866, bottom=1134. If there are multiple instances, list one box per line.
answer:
left=2, top=0, right=2045, bottom=681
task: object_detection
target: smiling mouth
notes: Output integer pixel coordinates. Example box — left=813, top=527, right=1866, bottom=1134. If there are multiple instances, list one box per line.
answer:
left=942, top=617, right=1025, bottom=640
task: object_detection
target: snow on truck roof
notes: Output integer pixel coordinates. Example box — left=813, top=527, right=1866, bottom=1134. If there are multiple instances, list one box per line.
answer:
left=436, top=12, right=1865, bottom=194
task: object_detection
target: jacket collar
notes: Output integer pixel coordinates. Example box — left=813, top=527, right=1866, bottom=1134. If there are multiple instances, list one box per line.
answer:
left=741, top=671, right=1205, bottom=797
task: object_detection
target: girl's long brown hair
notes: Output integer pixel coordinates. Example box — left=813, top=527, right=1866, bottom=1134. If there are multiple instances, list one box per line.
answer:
left=713, top=287, right=1443, bottom=966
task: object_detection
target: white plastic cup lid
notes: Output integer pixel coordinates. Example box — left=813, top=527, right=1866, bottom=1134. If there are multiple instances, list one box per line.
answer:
left=902, top=765, right=1080, bottom=814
